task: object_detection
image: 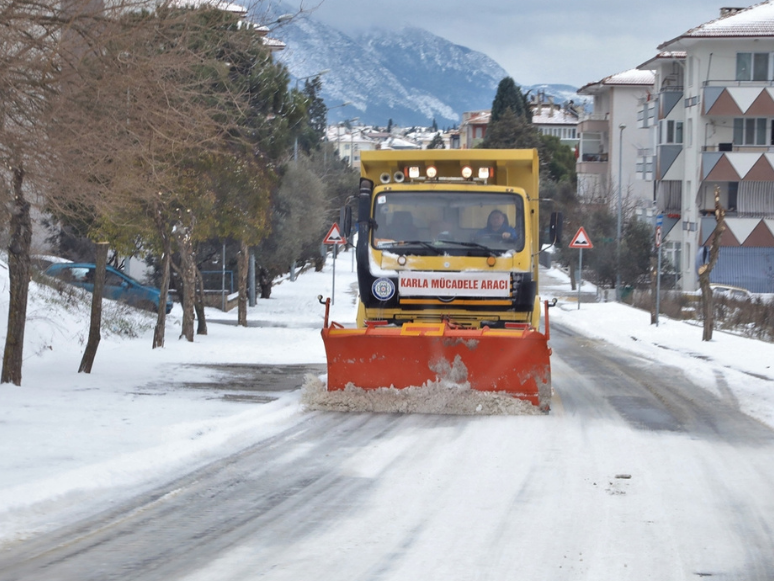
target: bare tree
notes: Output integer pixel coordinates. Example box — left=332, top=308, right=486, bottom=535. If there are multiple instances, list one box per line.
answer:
left=698, top=186, right=726, bottom=342
left=3, top=0, right=300, bottom=378
left=1, top=0, right=123, bottom=384
left=49, top=3, right=290, bottom=343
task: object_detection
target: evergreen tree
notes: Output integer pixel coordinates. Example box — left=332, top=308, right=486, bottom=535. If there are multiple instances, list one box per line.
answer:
left=481, top=109, right=542, bottom=150
left=491, top=77, right=531, bottom=123
left=387, top=118, right=393, bottom=132
left=295, top=77, right=327, bottom=153
left=541, top=134, right=577, bottom=184
left=427, top=132, right=445, bottom=149
left=432, top=118, right=438, bottom=131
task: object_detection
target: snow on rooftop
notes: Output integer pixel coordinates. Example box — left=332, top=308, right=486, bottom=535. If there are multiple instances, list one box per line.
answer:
left=261, top=37, right=286, bottom=50
left=579, top=68, right=655, bottom=94
left=602, top=68, right=655, bottom=85
left=637, top=51, right=686, bottom=71
left=661, top=1, right=774, bottom=48
left=465, top=112, right=491, bottom=125
left=531, top=108, right=578, bottom=125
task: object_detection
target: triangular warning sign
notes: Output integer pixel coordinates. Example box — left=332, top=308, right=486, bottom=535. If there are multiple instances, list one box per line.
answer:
left=569, top=226, right=593, bottom=249
left=323, top=222, right=347, bottom=245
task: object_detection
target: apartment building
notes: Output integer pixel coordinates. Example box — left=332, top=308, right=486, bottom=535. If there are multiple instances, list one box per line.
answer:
left=638, top=3, right=774, bottom=292
left=576, top=69, right=655, bottom=209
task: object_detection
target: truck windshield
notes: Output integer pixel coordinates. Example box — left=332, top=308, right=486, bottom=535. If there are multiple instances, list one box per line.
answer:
left=372, top=191, right=525, bottom=254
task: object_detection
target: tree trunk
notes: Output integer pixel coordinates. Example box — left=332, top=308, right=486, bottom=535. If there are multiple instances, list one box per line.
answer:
left=172, top=221, right=196, bottom=342
left=152, top=208, right=173, bottom=349
left=2, top=166, right=32, bottom=386
left=237, top=240, right=249, bottom=327
left=194, top=266, right=207, bottom=335
left=79, top=242, right=108, bottom=373
left=699, top=186, right=726, bottom=342
left=153, top=236, right=172, bottom=349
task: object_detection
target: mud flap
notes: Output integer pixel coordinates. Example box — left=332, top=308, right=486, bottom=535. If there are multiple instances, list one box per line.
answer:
left=321, top=322, right=552, bottom=411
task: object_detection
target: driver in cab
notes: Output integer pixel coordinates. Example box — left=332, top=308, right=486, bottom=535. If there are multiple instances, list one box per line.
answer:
left=476, top=209, right=518, bottom=241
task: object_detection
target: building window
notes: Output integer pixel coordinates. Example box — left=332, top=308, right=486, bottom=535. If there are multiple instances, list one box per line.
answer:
left=736, top=52, right=774, bottom=81
left=659, top=120, right=684, bottom=144
left=733, top=118, right=768, bottom=145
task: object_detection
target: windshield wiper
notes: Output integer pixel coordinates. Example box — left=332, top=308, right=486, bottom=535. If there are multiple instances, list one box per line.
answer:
left=435, top=240, right=496, bottom=253
left=383, top=240, right=444, bottom=255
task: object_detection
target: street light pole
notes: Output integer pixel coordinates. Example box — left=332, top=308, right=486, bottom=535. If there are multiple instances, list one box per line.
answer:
left=617, top=123, right=626, bottom=301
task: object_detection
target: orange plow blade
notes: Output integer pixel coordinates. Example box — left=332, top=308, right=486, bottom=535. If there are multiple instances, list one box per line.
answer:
left=321, top=322, right=552, bottom=411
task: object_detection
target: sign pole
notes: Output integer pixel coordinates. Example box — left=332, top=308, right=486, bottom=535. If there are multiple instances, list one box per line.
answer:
left=578, top=248, right=583, bottom=310
left=332, top=243, right=337, bottom=306
left=655, top=215, right=663, bottom=327
left=656, top=243, right=662, bottom=326
left=322, top=222, right=347, bottom=307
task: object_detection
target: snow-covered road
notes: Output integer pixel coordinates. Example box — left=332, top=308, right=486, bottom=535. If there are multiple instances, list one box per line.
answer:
left=3, top=321, right=774, bottom=580
left=3, top=254, right=774, bottom=580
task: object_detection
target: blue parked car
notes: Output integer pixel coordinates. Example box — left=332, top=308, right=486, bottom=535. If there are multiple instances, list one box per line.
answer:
left=44, top=263, right=174, bottom=314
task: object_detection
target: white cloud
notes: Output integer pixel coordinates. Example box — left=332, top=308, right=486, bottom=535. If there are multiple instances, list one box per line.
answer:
left=283, top=0, right=730, bottom=86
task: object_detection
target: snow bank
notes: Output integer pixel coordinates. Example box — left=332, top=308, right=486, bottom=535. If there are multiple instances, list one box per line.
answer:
left=301, top=374, right=545, bottom=415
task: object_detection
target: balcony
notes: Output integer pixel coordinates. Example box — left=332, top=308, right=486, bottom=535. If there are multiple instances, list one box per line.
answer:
left=701, top=148, right=774, bottom=182
left=577, top=153, right=609, bottom=175
left=703, top=79, right=774, bottom=87
left=703, top=83, right=774, bottom=116
left=702, top=144, right=774, bottom=153
left=577, top=114, right=609, bottom=133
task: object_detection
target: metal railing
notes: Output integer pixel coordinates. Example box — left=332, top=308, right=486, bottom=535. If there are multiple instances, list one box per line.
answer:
left=578, top=113, right=609, bottom=122
left=701, top=144, right=774, bottom=153
left=703, top=79, right=774, bottom=87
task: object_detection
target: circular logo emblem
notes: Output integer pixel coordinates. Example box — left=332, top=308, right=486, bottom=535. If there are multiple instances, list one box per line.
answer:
left=372, top=278, right=396, bottom=301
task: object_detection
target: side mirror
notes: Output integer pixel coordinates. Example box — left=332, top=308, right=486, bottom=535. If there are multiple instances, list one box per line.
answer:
left=548, top=212, right=563, bottom=246
left=358, top=178, right=373, bottom=225
left=340, top=206, right=353, bottom=238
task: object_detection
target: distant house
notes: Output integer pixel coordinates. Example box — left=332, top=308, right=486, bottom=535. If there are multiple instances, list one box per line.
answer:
left=173, top=0, right=287, bottom=51
left=252, top=23, right=286, bottom=52
left=530, top=97, right=580, bottom=148
left=325, top=126, right=379, bottom=168
left=458, top=110, right=490, bottom=149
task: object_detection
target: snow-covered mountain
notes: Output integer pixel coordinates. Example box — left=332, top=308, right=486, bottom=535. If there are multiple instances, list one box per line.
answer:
left=269, top=10, right=581, bottom=127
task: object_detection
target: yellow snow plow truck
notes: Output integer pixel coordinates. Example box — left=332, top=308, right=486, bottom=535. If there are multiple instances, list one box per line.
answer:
left=320, top=149, right=561, bottom=412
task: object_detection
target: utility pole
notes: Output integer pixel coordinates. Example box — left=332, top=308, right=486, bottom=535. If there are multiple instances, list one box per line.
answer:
left=616, top=123, right=626, bottom=301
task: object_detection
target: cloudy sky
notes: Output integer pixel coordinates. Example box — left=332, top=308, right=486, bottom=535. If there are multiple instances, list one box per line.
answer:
left=284, top=0, right=731, bottom=88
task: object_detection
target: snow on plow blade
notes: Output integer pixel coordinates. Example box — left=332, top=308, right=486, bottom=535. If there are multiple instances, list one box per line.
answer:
left=321, top=322, right=552, bottom=411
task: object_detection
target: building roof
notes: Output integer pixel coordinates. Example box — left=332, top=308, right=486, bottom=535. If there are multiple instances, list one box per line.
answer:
left=530, top=108, right=578, bottom=126
left=261, top=37, right=286, bottom=50
left=578, top=68, right=655, bottom=94
left=660, top=2, right=774, bottom=49
left=463, top=111, right=491, bottom=126
left=637, top=51, right=686, bottom=69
